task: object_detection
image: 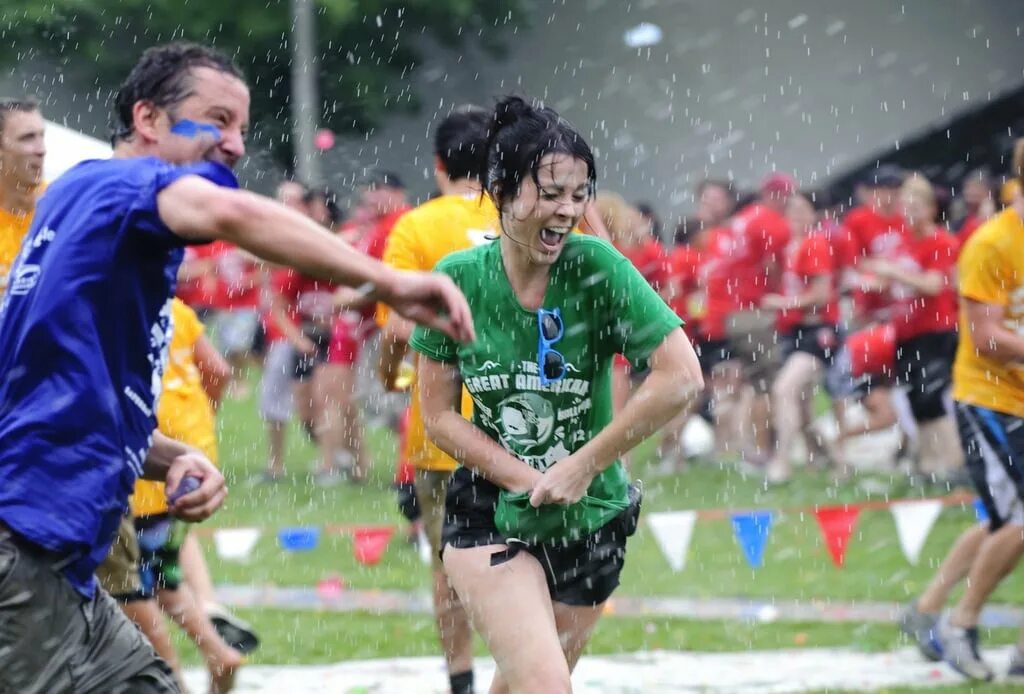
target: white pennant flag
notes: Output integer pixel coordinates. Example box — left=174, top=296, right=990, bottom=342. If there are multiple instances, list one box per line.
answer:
left=213, top=528, right=261, bottom=562
left=891, top=500, right=943, bottom=565
left=647, top=511, right=698, bottom=572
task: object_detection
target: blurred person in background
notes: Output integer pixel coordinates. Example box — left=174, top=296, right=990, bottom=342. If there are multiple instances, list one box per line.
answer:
left=634, top=199, right=663, bottom=242
left=0, top=97, right=45, bottom=298
left=761, top=192, right=840, bottom=485
left=862, top=173, right=963, bottom=484
left=719, top=173, right=794, bottom=466
left=258, top=180, right=309, bottom=482
left=953, top=168, right=996, bottom=245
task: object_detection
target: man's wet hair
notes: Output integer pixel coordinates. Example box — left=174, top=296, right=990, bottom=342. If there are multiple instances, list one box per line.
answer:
left=112, top=42, right=243, bottom=145
left=434, top=106, right=490, bottom=181
left=0, top=97, right=40, bottom=135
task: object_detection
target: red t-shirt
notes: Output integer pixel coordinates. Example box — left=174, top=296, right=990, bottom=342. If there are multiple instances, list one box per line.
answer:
left=211, top=242, right=263, bottom=310
left=889, top=229, right=960, bottom=341
left=175, top=243, right=222, bottom=309
left=361, top=207, right=411, bottom=261
left=697, top=227, right=732, bottom=340
left=617, top=239, right=670, bottom=290
left=957, top=214, right=983, bottom=248
left=700, top=205, right=790, bottom=338
left=776, top=233, right=839, bottom=332
left=847, top=322, right=896, bottom=378
left=666, top=245, right=701, bottom=326
left=263, top=268, right=337, bottom=342
left=844, top=206, right=909, bottom=320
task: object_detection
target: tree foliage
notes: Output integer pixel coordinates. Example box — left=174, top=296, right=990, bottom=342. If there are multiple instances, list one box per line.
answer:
left=0, top=0, right=523, bottom=168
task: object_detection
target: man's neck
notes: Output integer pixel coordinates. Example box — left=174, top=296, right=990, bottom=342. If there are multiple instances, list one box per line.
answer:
left=0, top=180, right=37, bottom=216
left=440, top=178, right=482, bottom=198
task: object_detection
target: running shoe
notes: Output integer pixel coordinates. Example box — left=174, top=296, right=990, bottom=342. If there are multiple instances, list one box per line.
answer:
left=1007, top=646, right=1024, bottom=680
left=207, top=603, right=261, bottom=654
left=938, top=614, right=994, bottom=681
left=898, top=603, right=942, bottom=661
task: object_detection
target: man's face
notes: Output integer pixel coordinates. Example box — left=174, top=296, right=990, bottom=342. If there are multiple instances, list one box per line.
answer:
left=148, top=66, right=250, bottom=169
left=276, top=181, right=306, bottom=212
left=0, top=109, right=45, bottom=188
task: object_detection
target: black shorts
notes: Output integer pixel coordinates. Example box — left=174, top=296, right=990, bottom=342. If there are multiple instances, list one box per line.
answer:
left=695, top=338, right=734, bottom=373
left=955, top=402, right=1024, bottom=532
left=440, top=467, right=640, bottom=606
left=780, top=324, right=839, bottom=365
left=292, top=321, right=331, bottom=381
left=895, top=331, right=957, bottom=422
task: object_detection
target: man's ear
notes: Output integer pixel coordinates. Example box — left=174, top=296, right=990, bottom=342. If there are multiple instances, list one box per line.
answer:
left=131, top=100, right=162, bottom=144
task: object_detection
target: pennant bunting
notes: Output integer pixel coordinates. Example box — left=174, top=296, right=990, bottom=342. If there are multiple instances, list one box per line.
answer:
left=814, top=506, right=861, bottom=567
left=352, top=526, right=395, bottom=566
left=973, top=498, right=989, bottom=523
left=278, top=526, right=320, bottom=552
left=213, top=528, right=261, bottom=561
left=731, top=511, right=774, bottom=569
left=890, top=500, right=943, bottom=565
left=647, top=511, right=697, bottom=572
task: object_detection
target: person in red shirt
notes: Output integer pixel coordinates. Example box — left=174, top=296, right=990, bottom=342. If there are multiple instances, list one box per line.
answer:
left=258, top=180, right=310, bottom=482
left=862, top=173, right=962, bottom=483
left=358, top=170, right=412, bottom=260
left=715, top=173, right=793, bottom=464
left=760, top=192, right=839, bottom=484
left=954, top=168, right=996, bottom=247
left=844, top=166, right=909, bottom=326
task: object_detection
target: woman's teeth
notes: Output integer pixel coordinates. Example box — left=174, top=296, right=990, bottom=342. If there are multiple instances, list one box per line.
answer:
left=540, top=227, right=569, bottom=245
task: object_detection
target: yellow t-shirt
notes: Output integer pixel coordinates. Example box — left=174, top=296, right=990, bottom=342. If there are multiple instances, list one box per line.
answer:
left=377, top=194, right=499, bottom=471
left=0, top=207, right=34, bottom=294
left=130, top=298, right=218, bottom=516
left=953, top=207, right=1024, bottom=417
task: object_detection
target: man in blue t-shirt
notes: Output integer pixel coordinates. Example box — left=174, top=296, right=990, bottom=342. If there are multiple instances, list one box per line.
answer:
left=0, top=43, right=476, bottom=693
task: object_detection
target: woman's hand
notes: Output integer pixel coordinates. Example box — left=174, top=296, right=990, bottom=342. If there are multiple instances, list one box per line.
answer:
left=529, top=455, right=594, bottom=507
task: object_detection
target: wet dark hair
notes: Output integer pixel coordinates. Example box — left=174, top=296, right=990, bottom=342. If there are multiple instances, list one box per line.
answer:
left=0, top=97, right=39, bottom=135
left=479, top=96, right=596, bottom=211
left=634, top=200, right=662, bottom=238
left=434, top=106, right=490, bottom=181
left=112, top=42, right=243, bottom=145
left=696, top=178, right=738, bottom=209
left=303, top=187, right=342, bottom=225
left=362, top=169, right=405, bottom=191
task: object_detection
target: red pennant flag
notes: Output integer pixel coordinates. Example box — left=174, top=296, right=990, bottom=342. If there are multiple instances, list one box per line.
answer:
left=352, top=526, right=395, bottom=566
left=814, top=505, right=861, bottom=567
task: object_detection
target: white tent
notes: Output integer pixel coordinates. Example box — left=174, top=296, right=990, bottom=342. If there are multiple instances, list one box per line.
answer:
left=43, top=120, right=111, bottom=182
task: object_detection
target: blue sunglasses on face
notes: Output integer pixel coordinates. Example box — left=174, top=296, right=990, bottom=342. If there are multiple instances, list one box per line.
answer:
left=537, top=308, right=566, bottom=385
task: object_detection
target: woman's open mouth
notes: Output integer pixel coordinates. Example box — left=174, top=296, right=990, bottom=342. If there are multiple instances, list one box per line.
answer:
left=539, top=227, right=569, bottom=251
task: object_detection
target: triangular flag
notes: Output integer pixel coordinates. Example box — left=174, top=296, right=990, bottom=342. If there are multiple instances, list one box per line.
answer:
left=731, top=511, right=774, bottom=569
left=973, top=498, right=989, bottom=523
left=352, top=526, right=395, bottom=566
left=213, top=528, right=261, bottom=561
left=647, top=511, right=697, bottom=572
left=814, top=506, right=861, bottom=567
left=890, top=500, right=943, bottom=565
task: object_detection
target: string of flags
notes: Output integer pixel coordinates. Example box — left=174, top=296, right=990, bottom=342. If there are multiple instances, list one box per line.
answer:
left=647, top=493, right=985, bottom=572
left=201, top=493, right=986, bottom=572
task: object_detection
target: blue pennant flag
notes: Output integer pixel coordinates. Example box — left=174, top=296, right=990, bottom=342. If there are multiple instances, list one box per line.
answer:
left=731, top=511, right=774, bottom=569
left=973, top=498, right=989, bottom=523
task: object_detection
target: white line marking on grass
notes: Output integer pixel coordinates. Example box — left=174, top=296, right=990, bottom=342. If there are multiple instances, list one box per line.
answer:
left=185, top=647, right=1017, bottom=693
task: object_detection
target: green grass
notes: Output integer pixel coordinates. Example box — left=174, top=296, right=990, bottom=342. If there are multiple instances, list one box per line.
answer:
left=168, top=377, right=1023, bottom=690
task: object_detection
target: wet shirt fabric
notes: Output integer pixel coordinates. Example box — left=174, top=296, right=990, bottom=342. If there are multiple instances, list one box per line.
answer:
left=411, top=234, right=681, bottom=542
left=0, top=156, right=238, bottom=598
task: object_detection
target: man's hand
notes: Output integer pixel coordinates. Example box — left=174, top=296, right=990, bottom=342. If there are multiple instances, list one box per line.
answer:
left=529, top=456, right=594, bottom=507
left=165, top=453, right=226, bottom=522
left=377, top=269, right=476, bottom=344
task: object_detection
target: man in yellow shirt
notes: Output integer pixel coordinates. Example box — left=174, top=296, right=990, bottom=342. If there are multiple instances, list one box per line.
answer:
left=0, top=97, right=45, bottom=295
left=377, top=107, right=496, bottom=694
left=900, top=139, right=1024, bottom=682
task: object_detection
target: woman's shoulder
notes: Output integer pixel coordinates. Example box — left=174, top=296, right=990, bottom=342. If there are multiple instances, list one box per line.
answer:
left=434, top=240, right=496, bottom=272
left=560, top=233, right=626, bottom=268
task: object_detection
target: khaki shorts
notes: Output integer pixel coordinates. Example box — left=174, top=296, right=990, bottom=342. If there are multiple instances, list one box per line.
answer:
left=95, top=515, right=143, bottom=599
left=414, top=469, right=454, bottom=571
left=725, top=309, right=781, bottom=394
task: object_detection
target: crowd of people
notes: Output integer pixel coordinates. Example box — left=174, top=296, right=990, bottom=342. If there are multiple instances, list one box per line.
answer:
left=0, top=37, right=1022, bottom=693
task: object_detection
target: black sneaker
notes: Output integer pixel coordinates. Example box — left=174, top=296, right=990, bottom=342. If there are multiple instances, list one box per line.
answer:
left=208, top=604, right=260, bottom=654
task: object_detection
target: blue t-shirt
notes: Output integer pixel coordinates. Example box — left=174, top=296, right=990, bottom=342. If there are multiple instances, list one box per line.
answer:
left=0, top=156, right=238, bottom=598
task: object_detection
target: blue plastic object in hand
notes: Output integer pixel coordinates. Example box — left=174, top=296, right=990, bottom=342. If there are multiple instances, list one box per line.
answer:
left=167, top=475, right=202, bottom=504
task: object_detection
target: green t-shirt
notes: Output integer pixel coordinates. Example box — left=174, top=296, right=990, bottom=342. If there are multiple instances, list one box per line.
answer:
left=410, top=234, right=682, bottom=540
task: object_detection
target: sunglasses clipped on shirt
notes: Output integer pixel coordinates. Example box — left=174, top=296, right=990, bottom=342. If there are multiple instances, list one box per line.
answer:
left=537, top=307, right=566, bottom=385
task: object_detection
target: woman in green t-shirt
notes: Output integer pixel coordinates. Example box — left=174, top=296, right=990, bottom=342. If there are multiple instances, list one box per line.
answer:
left=412, top=96, right=703, bottom=692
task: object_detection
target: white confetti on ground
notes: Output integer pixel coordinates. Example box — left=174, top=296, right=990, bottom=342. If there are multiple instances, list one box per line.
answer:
left=185, top=647, right=1018, bottom=693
